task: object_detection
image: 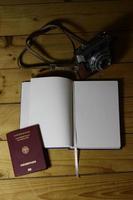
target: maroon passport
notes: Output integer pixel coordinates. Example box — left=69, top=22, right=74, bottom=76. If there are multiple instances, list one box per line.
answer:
left=7, top=124, right=47, bottom=176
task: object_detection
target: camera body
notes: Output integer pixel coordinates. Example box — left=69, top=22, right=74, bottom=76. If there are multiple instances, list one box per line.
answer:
left=75, top=32, right=112, bottom=72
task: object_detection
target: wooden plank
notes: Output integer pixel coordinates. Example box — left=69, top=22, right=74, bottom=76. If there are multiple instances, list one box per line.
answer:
left=0, top=1, right=133, bottom=35
left=0, top=0, right=133, bottom=8
left=0, top=46, right=19, bottom=69
left=0, top=31, right=130, bottom=69
left=0, top=68, right=32, bottom=103
left=0, top=104, right=20, bottom=139
left=124, top=97, right=133, bottom=134
left=17, top=30, right=133, bottom=64
left=0, top=36, right=75, bottom=69
left=0, top=0, right=132, bottom=6
left=79, top=134, right=133, bottom=175
left=0, top=134, right=133, bottom=179
left=0, top=0, right=63, bottom=5
left=0, top=63, right=132, bottom=103
left=0, top=173, right=133, bottom=200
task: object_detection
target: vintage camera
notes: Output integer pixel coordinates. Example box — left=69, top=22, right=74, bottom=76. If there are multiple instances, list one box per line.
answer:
left=75, top=32, right=112, bottom=72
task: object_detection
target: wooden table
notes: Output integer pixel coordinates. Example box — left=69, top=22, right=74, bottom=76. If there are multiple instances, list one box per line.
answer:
left=0, top=1, right=133, bottom=199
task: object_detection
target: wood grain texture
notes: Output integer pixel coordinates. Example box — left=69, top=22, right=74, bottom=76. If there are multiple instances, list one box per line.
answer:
left=0, top=134, right=133, bottom=179
left=0, top=173, right=133, bottom=200
left=0, top=46, right=21, bottom=69
left=0, top=104, right=20, bottom=139
left=0, top=1, right=132, bottom=35
left=124, top=98, right=133, bottom=134
left=12, top=31, right=133, bottom=65
left=0, top=69, right=32, bottom=103
left=0, top=0, right=63, bottom=5
left=0, top=30, right=133, bottom=69
left=0, top=1, right=132, bottom=199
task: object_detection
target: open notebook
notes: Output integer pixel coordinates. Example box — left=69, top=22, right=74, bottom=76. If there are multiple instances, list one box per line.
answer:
left=20, top=77, right=121, bottom=149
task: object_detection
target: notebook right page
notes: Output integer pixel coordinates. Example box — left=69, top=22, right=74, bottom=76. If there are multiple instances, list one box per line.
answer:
left=74, top=81, right=121, bottom=149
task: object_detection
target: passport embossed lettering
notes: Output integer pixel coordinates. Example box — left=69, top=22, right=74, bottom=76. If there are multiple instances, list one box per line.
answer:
left=7, top=124, right=47, bottom=176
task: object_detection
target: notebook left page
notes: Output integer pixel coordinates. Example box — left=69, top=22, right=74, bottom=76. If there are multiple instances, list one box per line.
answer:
left=28, top=77, right=73, bottom=148
left=20, top=82, right=30, bottom=128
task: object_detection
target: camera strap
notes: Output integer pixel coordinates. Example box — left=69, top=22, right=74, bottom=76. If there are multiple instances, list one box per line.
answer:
left=18, top=20, right=112, bottom=80
left=18, top=20, right=87, bottom=71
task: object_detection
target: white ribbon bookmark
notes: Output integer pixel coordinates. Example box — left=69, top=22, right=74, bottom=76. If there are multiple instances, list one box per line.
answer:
left=74, top=129, right=79, bottom=177
left=74, top=146, right=79, bottom=177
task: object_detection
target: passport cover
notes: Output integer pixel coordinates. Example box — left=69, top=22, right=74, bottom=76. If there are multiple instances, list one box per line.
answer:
left=7, top=124, right=47, bottom=176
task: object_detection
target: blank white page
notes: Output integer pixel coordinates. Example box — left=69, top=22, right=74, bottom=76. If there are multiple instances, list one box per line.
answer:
left=20, top=82, right=30, bottom=128
left=29, top=77, right=73, bottom=148
left=74, top=81, right=121, bottom=149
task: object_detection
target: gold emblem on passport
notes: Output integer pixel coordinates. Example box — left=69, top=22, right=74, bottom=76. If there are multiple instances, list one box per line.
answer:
left=22, top=146, right=30, bottom=154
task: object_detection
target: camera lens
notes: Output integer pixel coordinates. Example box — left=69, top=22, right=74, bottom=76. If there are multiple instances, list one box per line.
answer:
left=89, top=52, right=111, bottom=71
left=98, top=56, right=111, bottom=69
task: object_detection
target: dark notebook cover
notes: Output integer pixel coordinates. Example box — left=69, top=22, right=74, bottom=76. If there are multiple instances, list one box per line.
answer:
left=7, top=124, right=47, bottom=176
